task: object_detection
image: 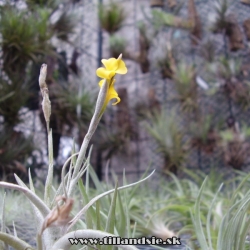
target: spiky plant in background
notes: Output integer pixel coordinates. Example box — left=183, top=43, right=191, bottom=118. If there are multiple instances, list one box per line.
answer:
left=49, top=82, right=95, bottom=145
left=0, top=6, right=53, bottom=81
left=0, top=129, right=34, bottom=182
left=151, top=9, right=193, bottom=29
left=145, top=110, right=187, bottom=175
left=173, top=62, right=198, bottom=113
left=0, top=79, right=30, bottom=128
left=156, top=46, right=176, bottom=79
left=211, top=0, right=229, bottom=33
left=51, top=12, right=76, bottom=42
left=98, top=1, right=126, bottom=34
left=0, top=0, right=78, bottom=181
left=210, top=57, right=250, bottom=110
left=211, top=0, right=244, bottom=51
left=189, top=115, right=220, bottom=154
left=219, top=122, right=250, bottom=170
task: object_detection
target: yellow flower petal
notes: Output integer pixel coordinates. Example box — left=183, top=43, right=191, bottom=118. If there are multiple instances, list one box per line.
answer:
left=108, top=87, right=120, bottom=105
left=96, top=67, right=115, bottom=79
left=107, top=80, right=120, bottom=105
left=102, top=58, right=118, bottom=71
left=111, top=96, right=120, bottom=105
left=116, top=59, right=128, bottom=74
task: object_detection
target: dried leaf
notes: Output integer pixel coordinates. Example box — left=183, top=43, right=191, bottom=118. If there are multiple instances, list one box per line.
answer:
left=41, top=196, right=74, bottom=234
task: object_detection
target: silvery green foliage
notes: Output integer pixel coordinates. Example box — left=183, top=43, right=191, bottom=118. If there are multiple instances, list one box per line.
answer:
left=191, top=173, right=250, bottom=250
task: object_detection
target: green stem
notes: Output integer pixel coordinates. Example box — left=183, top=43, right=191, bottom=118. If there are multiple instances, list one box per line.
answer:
left=68, top=117, right=102, bottom=197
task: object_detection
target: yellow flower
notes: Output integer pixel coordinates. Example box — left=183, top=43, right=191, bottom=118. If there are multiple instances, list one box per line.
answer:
left=96, top=56, right=127, bottom=80
left=96, top=54, right=127, bottom=111
left=99, top=78, right=120, bottom=106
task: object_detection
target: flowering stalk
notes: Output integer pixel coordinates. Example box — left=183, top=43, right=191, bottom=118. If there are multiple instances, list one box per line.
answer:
left=68, top=54, right=127, bottom=196
left=68, top=79, right=109, bottom=196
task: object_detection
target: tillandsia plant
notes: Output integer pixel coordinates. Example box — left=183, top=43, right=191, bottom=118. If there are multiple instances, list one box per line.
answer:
left=145, top=110, right=186, bottom=175
left=173, top=62, right=198, bottom=113
left=210, top=0, right=244, bottom=51
left=219, top=122, right=250, bottom=170
left=48, top=79, right=95, bottom=146
left=0, top=54, right=155, bottom=250
left=98, top=1, right=126, bottom=34
left=210, top=57, right=250, bottom=109
left=0, top=128, right=34, bottom=182
left=188, top=115, right=220, bottom=154
left=151, top=9, right=193, bottom=30
left=191, top=172, right=250, bottom=250
left=156, top=45, right=176, bottom=80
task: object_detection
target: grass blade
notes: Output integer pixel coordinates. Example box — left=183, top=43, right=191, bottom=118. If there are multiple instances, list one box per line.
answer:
left=192, top=176, right=209, bottom=250
left=206, top=183, right=223, bottom=249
